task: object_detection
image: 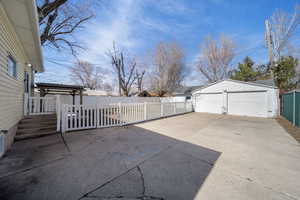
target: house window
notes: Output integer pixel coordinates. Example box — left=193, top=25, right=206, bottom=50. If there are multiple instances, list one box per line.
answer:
left=7, top=55, right=17, bottom=78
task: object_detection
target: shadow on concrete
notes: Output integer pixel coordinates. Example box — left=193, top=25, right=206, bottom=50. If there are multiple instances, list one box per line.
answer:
left=0, top=123, right=220, bottom=200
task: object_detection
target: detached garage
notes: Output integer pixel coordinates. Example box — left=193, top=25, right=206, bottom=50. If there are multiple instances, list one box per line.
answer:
left=192, top=79, right=279, bottom=118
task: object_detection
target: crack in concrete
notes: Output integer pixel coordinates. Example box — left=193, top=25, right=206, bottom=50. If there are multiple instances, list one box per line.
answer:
left=85, top=195, right=164, bottom=199
left=79, top=145, right=172, bottom=200
left=137, top=166, right=146, bottom=196
left=80, top=166, right=164, bottom=200
left=60, top=132, right=71, bottom=153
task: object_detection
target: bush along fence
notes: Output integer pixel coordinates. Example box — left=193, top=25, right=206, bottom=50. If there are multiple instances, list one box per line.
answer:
left=58, top=101, right=193, bottom=133
left=281, top=90, right=300, bottom=127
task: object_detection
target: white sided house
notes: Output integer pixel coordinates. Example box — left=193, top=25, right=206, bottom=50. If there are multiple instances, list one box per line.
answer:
left=0, top=0, right=43, bottom=155
left=192, top=79, right=279, bottom=118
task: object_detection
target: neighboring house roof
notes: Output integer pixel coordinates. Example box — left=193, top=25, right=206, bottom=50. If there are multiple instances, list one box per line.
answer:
left=84, top=89, right=108, bottom=96
left=173, top=86, right=203, bottom=96
left=1, top=0, right=44, bottom=72
left=251, top=79, right=276, bottom=87
left=192, top=79, right=278, bottom=94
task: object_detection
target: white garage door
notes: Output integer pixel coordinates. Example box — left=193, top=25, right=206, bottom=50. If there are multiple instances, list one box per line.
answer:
left=195, top=93, right=223, bottom=114
left=227, top=91, right=267, bottom=117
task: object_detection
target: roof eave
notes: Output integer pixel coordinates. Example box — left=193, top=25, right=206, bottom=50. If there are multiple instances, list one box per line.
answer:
left=2, top=0, right=44, bottom=72
left=27, top=0, right=44, bottom=72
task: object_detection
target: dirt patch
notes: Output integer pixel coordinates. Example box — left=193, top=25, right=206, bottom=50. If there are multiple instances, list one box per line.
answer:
left=276, top=117, right=300, bottom=143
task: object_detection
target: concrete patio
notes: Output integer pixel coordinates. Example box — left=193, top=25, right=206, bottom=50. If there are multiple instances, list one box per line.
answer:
left=0, top=113, right=300, bottom=200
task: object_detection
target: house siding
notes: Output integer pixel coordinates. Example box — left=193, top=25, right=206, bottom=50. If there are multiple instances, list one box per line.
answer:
left=0, top=3, right=33, bottom=141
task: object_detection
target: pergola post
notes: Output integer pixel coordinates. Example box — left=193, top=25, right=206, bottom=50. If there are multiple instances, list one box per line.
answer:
left=39, top=88, right=46, bottom=112
left=79, top=89, right=83, bottom=105
left=40, top=88, right=46, bottom=97
left=72, top=91, right=76, bottom=105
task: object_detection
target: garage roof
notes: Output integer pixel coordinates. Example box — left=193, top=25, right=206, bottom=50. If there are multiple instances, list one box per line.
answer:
left=192, top=79, right=278, bottom=94
left=173, top=85, right=203, bottom=96
left=1, top=0, right=44, bottom=72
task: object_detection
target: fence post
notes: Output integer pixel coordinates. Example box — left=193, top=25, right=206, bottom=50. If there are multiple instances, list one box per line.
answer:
left=118, top=102, right=122, bottom=125
left=173, top=102, right=176, bottom=114
left=144, top=102, right=147, bottom=120
left=61, top=105, right=66, bottom=133
left=293, top=91, right=296, bottom=126
left=96, top=104, right=99, bottom=128
left=56, top=95, right=61, bottom=132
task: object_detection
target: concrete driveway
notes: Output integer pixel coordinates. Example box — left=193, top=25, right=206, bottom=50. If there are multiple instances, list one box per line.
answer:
left=0, top=113, right=300, bottom=200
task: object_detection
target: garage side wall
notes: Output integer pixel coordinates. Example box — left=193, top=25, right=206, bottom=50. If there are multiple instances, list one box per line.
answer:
left=192, top=80, right=279, bottom=118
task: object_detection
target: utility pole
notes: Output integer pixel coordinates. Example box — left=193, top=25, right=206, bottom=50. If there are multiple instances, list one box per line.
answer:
left=265, top=20, right=274, bottom=79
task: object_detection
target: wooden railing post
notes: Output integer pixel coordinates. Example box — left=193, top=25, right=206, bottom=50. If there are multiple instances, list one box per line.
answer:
left=24, top=93, right=29, bottom=116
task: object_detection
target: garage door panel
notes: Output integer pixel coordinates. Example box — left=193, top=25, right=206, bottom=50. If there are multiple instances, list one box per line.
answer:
left=227, top=92, right=267, bottom=117
left=195, top=93, right=223, bottom=114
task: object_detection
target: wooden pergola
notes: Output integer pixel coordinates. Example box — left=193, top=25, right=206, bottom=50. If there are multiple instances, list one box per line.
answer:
left=36, top=83, right=85, bottom=105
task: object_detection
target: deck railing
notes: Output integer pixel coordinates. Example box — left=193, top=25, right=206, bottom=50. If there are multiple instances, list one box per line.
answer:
left=24, top=94, right=56, bottom=115
left=59, top=101, right=193, bottom=133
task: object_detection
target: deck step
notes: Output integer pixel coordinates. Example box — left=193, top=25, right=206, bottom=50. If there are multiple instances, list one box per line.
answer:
left=15, top=114, right=58, bottom=141
left=21, top=115, right=56, bottom=121
left=16, top=125, right=57, bottom=135
left=23, top=114, right=56, bottom=119
left=18, top=120, right=57, bottom=129
left=20, top=116, right=56, bottom=124
left=14, top=130, right=58, bottom=141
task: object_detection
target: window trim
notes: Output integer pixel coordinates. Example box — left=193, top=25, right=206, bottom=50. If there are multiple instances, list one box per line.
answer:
left=7, top=54, right=17, bottom=79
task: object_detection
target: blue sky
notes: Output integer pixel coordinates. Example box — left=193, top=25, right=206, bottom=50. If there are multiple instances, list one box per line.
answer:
left=36, top=0, right=299, bottom=86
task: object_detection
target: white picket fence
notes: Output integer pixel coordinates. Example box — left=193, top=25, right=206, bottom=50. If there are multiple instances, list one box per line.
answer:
left=46, top=95, right=188, bottom=105
left=24, top=94, right=56, bottom=115
left=59, top=101, right=193, bottom=133
left=56, top=95, right=162, bottom=105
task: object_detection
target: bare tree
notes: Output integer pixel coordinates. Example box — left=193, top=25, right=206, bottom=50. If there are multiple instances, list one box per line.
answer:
left=151, top=42, right=186, bottom=96
left=37, top=0, right=96, bottom=54
left=69, top=60, right=104, bottom=89
left=102, top=82, right=114, bottom=95
left=108, top=45, right=137, bottom=96
left=265, top=5, right=300, bottom=61
left=135, top=70, right=146, bottom=93
left=197, top=35, right=235, bottom=83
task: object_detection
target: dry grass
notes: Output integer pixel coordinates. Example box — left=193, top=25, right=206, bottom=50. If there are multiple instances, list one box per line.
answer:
left=276, top=117, right=300, bottom=143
